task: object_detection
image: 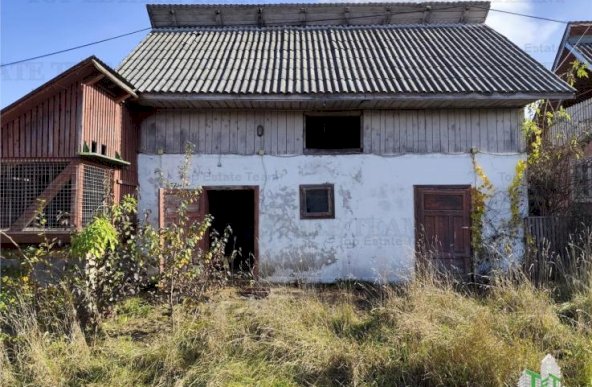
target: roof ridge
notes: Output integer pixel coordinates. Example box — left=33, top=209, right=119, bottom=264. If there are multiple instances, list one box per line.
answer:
left=147, top=2, right=490, bottom=28
left=149, top=23, right=484, bottom=32
left=146, top=2, right=490, bottom=7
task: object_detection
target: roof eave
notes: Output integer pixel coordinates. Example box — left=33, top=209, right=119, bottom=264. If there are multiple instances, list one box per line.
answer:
left=1, top=56, right=137, bottom=120
left=137, top=91, right=575, bottom=107
left=91, top=59, right=138, bottom=99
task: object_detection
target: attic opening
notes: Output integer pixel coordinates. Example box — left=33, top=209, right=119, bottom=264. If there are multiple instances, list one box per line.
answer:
left=305, top=114, right=362, bottom=152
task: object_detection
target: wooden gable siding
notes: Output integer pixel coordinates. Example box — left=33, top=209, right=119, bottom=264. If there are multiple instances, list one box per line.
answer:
left=141, top=110, right=304, bottom=155
left=549, top=98, right=592, bottom=145
left=1, top=81, right=82, bottom=159
left=364, top=109, right=525, bottom=154
left=139, top=108, right=525, bottom=155
left=82, top=84, right=122, bottom=158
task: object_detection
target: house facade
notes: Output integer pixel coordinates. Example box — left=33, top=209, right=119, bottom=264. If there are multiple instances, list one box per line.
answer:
left=1, top=2, right=574, bottom=282
left=118, top=2, right=572, bottom=281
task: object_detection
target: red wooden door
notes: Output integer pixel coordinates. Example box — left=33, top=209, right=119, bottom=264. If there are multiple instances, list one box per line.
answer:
left=414, top=186, right=472, bottom=276
left=158, top=188, right=209, bottom=270
left=159, top=188, right=207, bottom=229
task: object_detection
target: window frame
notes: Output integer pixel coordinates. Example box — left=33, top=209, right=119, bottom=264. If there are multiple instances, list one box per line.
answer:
left=299, top=183, right=335, bottom=219
left=303, top=112, right=363, bottom=154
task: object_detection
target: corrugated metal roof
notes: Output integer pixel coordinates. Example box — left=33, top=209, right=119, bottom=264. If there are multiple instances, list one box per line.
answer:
left=574, top=43, right=592, bottom=65
left=118, top=24, right=573, bottom=97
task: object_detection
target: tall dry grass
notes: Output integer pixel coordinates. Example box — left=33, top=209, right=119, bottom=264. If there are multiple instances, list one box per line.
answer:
left=2, top=268, right=591, bottom=386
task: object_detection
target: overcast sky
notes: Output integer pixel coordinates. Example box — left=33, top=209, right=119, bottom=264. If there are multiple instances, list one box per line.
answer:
left=1, top=0, right=590, bottom=108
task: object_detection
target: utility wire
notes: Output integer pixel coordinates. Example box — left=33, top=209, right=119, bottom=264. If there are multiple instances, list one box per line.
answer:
left=1, top=27, right=151, bottom=67
left=0, top=6, right=576, bottom=68
left=478, top=6, right=568, bottom=24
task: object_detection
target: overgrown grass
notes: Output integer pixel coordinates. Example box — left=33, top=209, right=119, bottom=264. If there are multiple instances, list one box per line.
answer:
left=2, top=274, right=591, bottom=386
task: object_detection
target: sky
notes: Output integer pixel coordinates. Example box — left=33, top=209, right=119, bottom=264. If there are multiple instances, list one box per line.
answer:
left=1, top=0, right=591, bottom=108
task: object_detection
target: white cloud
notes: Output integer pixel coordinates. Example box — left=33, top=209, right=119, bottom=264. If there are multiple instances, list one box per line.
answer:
left=485, top=0, right=561, bottom=55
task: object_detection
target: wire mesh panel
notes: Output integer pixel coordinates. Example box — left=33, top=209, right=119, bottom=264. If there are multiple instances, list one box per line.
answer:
left=0, top=162, right=72, bottom=229
left=82, top=164, right=113, bottom=226
left=573, top=158, right=592, bottom=202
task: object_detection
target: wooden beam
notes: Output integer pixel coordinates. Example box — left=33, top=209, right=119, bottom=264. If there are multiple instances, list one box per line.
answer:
left=114, top=92, right=133, bottom=104
left=1, top=230, right=72, bottom=245
left=83, top=73, right=106, bottom=86
left=9, top=162, right=76, bottom=231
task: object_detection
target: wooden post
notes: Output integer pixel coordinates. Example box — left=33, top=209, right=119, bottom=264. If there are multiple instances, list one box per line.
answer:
left=71, top=161, right=84, bottom=230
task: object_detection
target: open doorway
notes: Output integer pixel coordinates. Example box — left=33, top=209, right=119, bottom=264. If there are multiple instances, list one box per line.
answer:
left=205, top=187, right=258, bottom=275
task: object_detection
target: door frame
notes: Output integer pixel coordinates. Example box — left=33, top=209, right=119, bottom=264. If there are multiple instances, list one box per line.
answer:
left=202, top=185, right=260, bottom=278
left=413, top=185, right=472, bottom=275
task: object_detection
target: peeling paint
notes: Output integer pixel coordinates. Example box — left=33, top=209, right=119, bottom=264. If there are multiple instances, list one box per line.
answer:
left=138, top=153, right=526, bottom=283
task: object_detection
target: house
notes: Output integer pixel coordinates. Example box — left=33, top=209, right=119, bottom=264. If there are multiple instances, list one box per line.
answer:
left=1, top=2, right=574, bottom=282
left=549, top=21, right=592, bottom=207
left=0, top=57, right=140, bottom=244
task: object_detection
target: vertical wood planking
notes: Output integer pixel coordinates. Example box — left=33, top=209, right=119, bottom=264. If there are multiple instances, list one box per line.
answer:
left=479, top=109, right=488, bottom=152
left=383, top=111, right=392, bottom=154
left=424, top=110, right=433, bottom=153
left=181, top=111, right=190, bottom=152
left=23, top=111, right=31, bottom=157
left=212, top=113, right=222, bottom=153
left=470, top=109, right=480, bottom=152
left=205, top=110, right=213, bottom=153
left=371, top=111, right=381, bottom=153
left=362, top=111, right=372, bottom=153
left=136, top=108, right=525, bottom=156
left=246, top=112, right=256, bottom=154
left=392, top=111, right=401, bottom=153
left=277, top=111, right=287, bottom=154
left=439, top=110, right=449, bottom=153
left=516, top=109, right=525, bottom=152
left=156, top=113, right=166, bottom=153
left=285, top=112, right=294, bottom=154
left=237, top=111, right=248, bottom=154
left=264, top=112, right=273, bottom=155
left=256, top=112, right=265, bottom=153
left=52, top=94, right=59, bottom=157
left=221, top=111, right=230, bottom=153
left=293, top=112, right=303, bottom=154
left=487, top=108, right=498, bottom=153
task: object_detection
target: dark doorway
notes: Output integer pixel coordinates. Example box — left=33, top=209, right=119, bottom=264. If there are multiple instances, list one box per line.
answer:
left=414, top=185, right=472, bottom=277
left=206, top=188, right=257, bottom=274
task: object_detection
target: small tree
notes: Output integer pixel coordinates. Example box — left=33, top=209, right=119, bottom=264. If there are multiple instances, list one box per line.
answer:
left=145, top=142, right=233, bottom=309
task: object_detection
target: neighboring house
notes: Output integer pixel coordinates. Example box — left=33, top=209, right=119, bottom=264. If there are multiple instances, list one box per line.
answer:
left=550, top=21, right=592, bottom=206
left=0, top=57, right=139, bottom=244
left=0, top=2, right=574, bottom=282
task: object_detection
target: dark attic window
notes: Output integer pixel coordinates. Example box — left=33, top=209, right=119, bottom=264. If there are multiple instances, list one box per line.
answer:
left=300, top=184, right=335, bottom=219
left=305, top=114, right=361, bottom=152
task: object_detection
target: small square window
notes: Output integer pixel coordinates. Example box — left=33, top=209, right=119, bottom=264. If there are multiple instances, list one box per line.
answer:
left=300, top=184, right=335, bottom=219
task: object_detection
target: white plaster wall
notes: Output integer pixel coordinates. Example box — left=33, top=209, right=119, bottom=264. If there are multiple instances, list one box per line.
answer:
left=138, top=153, right=526, bottom=283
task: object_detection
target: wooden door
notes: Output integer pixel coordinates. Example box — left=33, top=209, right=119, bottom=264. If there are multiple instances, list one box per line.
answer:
left=158, top=188, right=207, bottom=229
left=414, top=186, right=472, bottom=276
left=158, top=188, right=208, bottom=271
